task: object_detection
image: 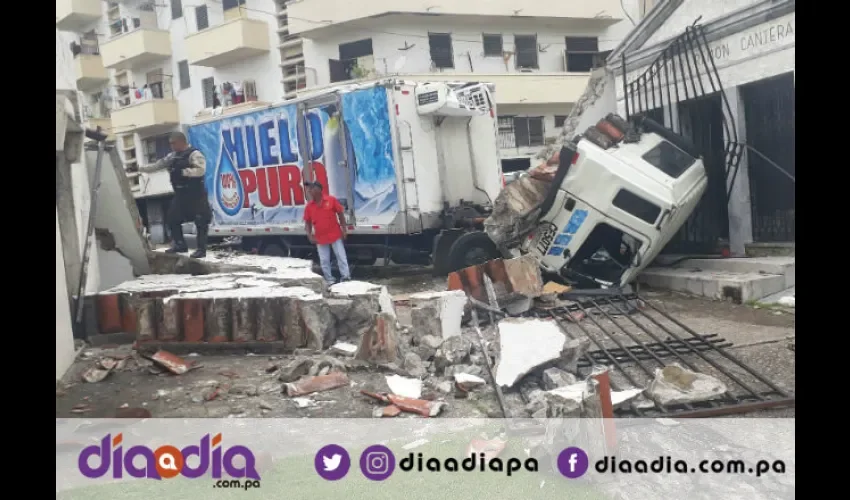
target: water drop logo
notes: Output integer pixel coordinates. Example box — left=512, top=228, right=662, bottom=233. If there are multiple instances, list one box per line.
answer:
left=215, top=147, right=243, bottom=217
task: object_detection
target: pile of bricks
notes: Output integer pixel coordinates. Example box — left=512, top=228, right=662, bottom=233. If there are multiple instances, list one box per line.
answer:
left=94, top=267, right=394, bottom=350
left=447, top=255, right=543, bottom=311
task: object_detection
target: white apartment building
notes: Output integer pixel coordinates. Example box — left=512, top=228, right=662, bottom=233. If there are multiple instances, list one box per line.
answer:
left=57, top=0, right=647, bottom=241
left=287, top=0, right=644, bottom=171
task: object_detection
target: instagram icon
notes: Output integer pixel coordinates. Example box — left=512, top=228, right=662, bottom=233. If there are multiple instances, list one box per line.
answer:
left=360, top=445, right=395, bottom=481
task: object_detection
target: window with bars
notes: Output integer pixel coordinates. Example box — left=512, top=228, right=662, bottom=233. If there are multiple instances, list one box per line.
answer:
left=565, top=37, right=600, bottom=72
left=514, top=117, right=544, bottom=147
left=171, top=0, right=182, bottom=19
left=202, top=77, right=216, bottom=108
left=483, top=34, right=503, bottom=57
left=178, top=60, right=190, bottom=90
left=195, top=5, right=209, bottom=31
left=428, top=33, right=454, bottom=69
left=514, top=35, right=538, bottom=69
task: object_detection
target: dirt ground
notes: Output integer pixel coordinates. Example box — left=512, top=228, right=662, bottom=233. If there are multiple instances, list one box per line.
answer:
left=55, top=275, right=795, bottom=419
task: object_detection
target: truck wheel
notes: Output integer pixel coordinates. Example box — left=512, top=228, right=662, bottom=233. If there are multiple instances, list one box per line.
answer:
left=446, top=232, right=501, bottom=273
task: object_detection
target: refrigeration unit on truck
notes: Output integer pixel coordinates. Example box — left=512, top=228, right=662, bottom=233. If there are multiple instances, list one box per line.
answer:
left=186, top=79, right=504, bottom=268
left=487, top=115, right=709, bottom=289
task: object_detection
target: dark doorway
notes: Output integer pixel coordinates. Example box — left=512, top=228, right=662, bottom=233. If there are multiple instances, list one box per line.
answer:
left=664, top=93, right=729, bottom=253
left=502, top=158, right=531, bottom=173
left=741, top=72, right=795, bottom=242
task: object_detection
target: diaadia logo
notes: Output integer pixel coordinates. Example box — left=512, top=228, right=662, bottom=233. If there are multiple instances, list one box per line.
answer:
left=78, top=433, right=260, bottom=481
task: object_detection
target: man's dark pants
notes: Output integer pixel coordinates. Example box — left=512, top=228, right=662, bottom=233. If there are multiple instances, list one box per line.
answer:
left=167, top=185, right=212, bottom=251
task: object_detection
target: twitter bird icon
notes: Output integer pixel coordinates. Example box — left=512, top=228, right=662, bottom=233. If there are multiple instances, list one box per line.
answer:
left=315, top=445, right=350, bottom=480
left=323, top=454, right=342, bottom=471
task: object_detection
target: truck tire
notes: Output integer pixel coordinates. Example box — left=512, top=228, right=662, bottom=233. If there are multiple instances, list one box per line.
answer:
left=445, top=231, right=501, bottom=273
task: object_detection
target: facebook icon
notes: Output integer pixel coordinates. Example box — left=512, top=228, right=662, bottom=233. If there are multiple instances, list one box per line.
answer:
left=557, top=447, right=590, bottom=478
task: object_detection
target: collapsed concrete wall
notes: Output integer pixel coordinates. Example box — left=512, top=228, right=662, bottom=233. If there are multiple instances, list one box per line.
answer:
left=484, top=68, right=617, bottom=247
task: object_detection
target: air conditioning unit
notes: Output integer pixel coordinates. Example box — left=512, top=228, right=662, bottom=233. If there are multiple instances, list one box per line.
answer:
left=415, top=82, right=493, bottom=117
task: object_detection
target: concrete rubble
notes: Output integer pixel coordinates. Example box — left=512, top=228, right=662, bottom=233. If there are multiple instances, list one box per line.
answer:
left=408, top=290, right=468, bottom=340
left=494, top=318, right=567, bottom=388
left=645, top=364, right=729, bottom=406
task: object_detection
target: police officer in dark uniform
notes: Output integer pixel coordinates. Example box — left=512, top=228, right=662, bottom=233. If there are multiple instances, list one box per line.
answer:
left=139, top=132, right=212, bottom=258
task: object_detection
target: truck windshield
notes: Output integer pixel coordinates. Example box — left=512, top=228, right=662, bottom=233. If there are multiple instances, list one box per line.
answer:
left=641, top=140, right=696, bottom=179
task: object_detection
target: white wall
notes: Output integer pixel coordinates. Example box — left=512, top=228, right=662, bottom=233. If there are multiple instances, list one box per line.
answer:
left=56, top=207, right=77, bottom=381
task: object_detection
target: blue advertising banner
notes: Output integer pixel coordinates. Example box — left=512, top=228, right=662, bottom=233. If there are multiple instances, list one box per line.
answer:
left=187, top=86, right=400, bottom=227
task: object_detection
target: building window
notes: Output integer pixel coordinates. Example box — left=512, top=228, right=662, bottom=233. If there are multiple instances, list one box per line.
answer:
left=222, top=0, right=246, bottom=9
left=612, top=189, right=662, bottom=225
left=177, top=60, right=190, bottom=90
left=514, top=35, right=538, bottom=69
left=428, top=33, right=454, bottom=69
left=171, top=0, right=182, bottom=19
left=201, top=77, right=216, bottom=108
left=565, top=37, right=599, bottom=72
left=339, top=38, right=373, bottom=60
left=497, top=116, right=516, bottom=149
left=514, top=117, right=544, bottom=147
left=483, top=34, right=503, bottom=57
left=554, top=115, right=567, bottom=128
left=195, top=5, right=209, bottom=31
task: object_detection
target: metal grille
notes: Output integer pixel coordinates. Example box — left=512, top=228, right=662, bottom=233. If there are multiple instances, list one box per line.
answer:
left=522, top=290, right=794, bottom=417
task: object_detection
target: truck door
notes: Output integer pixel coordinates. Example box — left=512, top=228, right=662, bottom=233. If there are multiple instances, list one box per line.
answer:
left=296, top=95, right=356, bottom=219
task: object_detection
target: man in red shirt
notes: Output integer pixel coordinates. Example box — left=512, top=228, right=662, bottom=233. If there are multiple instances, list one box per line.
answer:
left=303, top=181, right=351, bottom=285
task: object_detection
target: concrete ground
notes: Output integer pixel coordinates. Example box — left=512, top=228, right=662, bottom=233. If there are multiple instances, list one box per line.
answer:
left=55, top=275, right=795, bottom=419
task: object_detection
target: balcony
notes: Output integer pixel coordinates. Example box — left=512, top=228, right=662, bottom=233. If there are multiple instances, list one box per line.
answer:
left=289, top=0, right=623, bottom=36
left=74, top=54, right=109, bottom=91
left=100, top=29, right=171, bottom=71
left=186, top=17, right=271, bottom=67
left=56, top=0, right=102, bottom=32
left=400, top=73, right=591, bottom=106
left=111, top=99, right=179, bottom=136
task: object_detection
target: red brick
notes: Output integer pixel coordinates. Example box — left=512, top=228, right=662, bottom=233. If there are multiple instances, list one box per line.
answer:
left=97, top=294, right=123, bottom=334
left=182, top=299, right=206, bottom=342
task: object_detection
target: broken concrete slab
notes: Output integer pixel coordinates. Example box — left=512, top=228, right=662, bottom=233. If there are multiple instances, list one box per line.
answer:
left=386, top=374, right=423, bottom=399
left=283, top=371, right=349, bottom=397
left=408, top=290, right=468, bottom=341
left=645, top=364, right=729, bottom=406
left=454, top=372, right=486, bottom=388
left=556, top=338, right=591, bottom=373
left=494, top=318, right=566, bottom=388
left=330, top=342, right=358, bottom=356
left=541, top=367, right=578, bottom=390
left=328, top=281, right=388, bottom=332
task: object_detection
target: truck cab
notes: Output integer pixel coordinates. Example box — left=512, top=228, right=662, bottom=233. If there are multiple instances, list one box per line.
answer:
left=521, top=116, right=707, bottom=288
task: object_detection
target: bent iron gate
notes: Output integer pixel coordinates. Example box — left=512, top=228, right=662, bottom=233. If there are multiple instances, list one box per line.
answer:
left=620, top=23, right=794, bottom=253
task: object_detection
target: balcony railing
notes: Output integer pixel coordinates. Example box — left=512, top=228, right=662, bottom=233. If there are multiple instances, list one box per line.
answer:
left=111, top=85, right=179, bottom=136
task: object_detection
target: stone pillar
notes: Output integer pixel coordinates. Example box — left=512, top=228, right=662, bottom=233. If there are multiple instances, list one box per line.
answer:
left=723, top=87, right=754, bottom=256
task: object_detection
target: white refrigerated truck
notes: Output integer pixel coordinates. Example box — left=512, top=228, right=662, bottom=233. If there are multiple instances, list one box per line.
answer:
left=186, top=79, right=504, bottom=272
